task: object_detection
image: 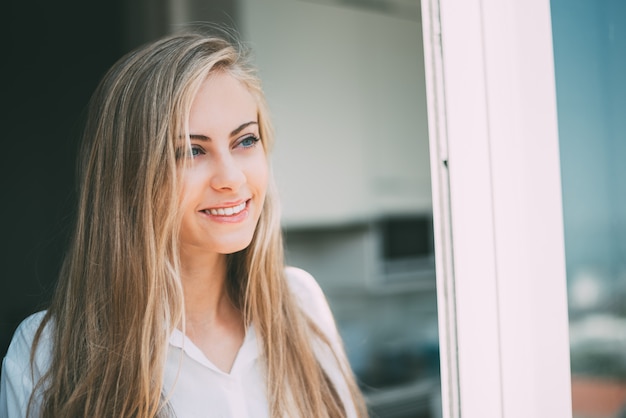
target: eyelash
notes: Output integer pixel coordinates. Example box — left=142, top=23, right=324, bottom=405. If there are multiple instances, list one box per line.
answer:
left=237, top=134, right=261, bottom=149
left=190, top=145, right=204, bottom=157
left=182, top=135, right=261, bottom=159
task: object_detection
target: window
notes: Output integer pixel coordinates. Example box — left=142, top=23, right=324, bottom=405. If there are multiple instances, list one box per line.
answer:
left=551, top=1, right=626, bottom=416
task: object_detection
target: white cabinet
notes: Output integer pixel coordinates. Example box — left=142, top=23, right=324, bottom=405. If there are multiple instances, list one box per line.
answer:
left=240, top=0, right=431, bottom=227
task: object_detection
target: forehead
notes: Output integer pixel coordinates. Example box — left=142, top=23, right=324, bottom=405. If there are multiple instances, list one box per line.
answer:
left=188, top=71, right=258, bottom=133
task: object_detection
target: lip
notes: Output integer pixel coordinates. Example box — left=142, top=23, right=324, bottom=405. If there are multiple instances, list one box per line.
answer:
left=199, top=199, right=250, bottom=223
left=203, top=199, right=249, bottom=210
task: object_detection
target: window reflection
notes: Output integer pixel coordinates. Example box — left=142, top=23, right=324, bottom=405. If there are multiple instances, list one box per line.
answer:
left=551, top=1, right=626, bottom=417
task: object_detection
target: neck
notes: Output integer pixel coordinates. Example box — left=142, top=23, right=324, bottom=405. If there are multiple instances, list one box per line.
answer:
left=177, top=246, right=245, bottom=373
left=179, top=246, right=235, bottom=326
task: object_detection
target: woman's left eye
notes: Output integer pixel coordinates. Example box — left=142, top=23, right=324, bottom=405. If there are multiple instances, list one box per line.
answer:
left=237, top=135, right=260, bottom=149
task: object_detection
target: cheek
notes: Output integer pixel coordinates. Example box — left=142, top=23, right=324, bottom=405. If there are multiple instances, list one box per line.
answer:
left=178, top=173, right=197, bottom=208
left=178, top=169, right=206, bottom=218
left=258, top=166, right=270, bottom=204
left=249, top=155, right=269, bottom=197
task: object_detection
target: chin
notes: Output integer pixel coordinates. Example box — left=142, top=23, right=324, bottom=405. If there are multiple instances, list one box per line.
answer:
left=217, top=235, right=256, bottom=255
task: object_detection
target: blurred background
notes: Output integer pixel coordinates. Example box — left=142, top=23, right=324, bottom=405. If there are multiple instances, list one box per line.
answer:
left=2, top=0, right=441, bottom=416
left=242, top=1, right=441, bottom=416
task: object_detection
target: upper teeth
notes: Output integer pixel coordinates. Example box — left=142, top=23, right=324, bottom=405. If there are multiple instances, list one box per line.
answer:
left=208, top=202, right=246, bottom=216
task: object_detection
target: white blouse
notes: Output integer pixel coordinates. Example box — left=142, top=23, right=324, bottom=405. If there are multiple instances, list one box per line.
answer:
left=0, top=267, right=357, bottom=418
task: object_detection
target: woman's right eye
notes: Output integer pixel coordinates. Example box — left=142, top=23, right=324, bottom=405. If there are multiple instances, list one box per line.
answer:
left=189, top=145, right=205, bottom=158
left=190, top=146, right=202, bottom=157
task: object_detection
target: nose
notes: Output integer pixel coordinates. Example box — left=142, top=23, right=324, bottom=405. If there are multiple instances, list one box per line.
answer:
left=209, top=153, right=246, bottom=192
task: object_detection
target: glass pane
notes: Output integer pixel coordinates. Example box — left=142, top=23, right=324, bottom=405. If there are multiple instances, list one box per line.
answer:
left=551, top=1, right=626, bottom=417
left=240, top=1, right=442, bottom=416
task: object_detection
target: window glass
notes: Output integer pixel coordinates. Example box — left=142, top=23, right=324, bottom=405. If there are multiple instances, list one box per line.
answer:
left=551, top=1, right=626, bottom=417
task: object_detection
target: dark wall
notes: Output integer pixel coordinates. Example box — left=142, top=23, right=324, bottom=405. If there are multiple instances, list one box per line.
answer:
left=1, top=0, right=240, bottom=362
left=1, top=0, right=127, bottom=359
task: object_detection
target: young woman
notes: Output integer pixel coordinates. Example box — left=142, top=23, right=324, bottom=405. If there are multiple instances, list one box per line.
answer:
left=0, top=30, right=368, bottom=418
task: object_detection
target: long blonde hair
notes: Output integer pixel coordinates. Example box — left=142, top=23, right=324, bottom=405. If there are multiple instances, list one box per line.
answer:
left=30, top=30, right=368, bottom=418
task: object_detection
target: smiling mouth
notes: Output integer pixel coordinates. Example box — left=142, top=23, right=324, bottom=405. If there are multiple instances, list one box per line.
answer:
left=203, top=201, right=247, bottom=216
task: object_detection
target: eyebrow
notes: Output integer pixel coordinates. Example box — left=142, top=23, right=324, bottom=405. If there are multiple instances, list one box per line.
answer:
left=189, top=121, right=259, bottom=141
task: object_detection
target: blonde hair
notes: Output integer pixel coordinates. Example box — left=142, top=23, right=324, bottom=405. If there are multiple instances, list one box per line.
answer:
left=29, top=30, right=368, bottom=418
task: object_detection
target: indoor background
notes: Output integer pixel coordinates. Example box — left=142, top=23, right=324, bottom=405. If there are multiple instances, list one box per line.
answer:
left=2, top=1, right=440, bottom=417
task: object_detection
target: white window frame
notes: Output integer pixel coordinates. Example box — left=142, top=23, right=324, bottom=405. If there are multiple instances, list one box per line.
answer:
left=422, top=0, right=573, bottom=417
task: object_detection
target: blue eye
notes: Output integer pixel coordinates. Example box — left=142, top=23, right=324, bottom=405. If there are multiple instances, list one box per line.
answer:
left=239, top=135, right=260, bottom=148
left=190, top=146, right=205, bottom=157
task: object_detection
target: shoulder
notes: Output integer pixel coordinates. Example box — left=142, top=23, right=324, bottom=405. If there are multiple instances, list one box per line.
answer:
left=4, top=311, right=51, bottom=367
left=284, top=266, right=339, bottom=339
left=284, top=268, right=360, bottom=417
left=6, top=311, right=49, bottom=351
left=284, top=266, right=324, bottom=303
left=1, top=311, right=52, bottom=417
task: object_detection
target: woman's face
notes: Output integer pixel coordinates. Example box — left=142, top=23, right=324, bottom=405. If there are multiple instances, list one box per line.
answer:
left=179, top=71, right=268, bottom=256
